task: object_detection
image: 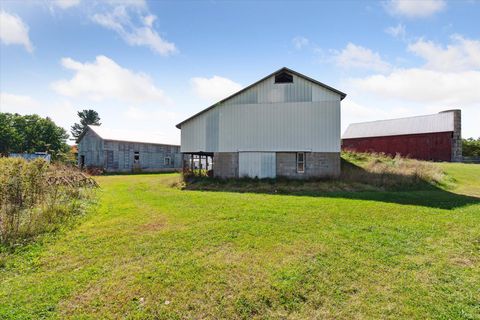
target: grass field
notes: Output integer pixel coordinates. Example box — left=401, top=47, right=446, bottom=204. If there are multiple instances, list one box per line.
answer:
left=1, top=162, right=479, bottom=319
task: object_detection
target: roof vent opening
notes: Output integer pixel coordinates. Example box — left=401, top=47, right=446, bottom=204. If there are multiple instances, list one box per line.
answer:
left=274, top=72, right=293, bottom=84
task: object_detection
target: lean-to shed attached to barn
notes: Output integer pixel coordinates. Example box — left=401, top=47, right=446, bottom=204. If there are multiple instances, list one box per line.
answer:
left=176, top=67, right=347, bottom=179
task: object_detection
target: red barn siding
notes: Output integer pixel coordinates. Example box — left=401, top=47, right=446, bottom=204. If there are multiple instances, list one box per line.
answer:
left=342, top=132, right=453, bottom=161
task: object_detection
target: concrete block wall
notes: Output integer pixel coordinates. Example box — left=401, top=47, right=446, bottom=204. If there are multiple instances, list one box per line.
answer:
left=276, top=152, right=340, bottom=179
left=213, top=152, right=341, bottom=179
left=213, top=152, right=239, bottom=178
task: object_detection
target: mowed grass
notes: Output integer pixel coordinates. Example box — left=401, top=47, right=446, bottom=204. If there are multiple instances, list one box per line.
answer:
left=1, top=165, right=480, bottom=319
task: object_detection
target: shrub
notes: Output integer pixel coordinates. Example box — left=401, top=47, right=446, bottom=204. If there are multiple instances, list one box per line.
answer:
left=0, top=157, right=97, bottom=245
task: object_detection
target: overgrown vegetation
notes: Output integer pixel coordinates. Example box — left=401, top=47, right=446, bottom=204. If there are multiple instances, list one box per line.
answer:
left=463, top=137, right=480, bottom=157
left=0, top=158, right=97, bottom=246
left=180, top=152, right=452, bottom=194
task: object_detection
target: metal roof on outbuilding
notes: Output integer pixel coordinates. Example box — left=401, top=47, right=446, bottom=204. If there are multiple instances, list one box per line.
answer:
left=342, top=111, right=456, bottom=139
left=79, top=125, right=179, bottom=146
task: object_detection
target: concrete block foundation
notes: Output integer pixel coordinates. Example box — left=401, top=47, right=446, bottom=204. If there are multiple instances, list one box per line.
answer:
left=213, top=152, right=340, bottom=179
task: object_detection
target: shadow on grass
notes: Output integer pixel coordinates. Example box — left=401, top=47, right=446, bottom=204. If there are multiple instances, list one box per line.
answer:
left=180, top=160, right=480, bottom=210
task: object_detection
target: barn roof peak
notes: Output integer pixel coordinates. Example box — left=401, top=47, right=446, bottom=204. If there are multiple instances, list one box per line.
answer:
left=176, top=67, right=346, bottom=129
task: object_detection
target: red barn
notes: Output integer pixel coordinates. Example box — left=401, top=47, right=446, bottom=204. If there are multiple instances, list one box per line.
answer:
left=342, top=110, right=462, bottom=162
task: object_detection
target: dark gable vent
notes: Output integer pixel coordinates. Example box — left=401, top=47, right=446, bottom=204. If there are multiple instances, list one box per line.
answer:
left=274, top=72, right=293, bottom=84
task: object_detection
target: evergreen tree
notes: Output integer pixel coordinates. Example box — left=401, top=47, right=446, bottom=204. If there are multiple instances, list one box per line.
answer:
left=71, top=109, right=101, bottom=140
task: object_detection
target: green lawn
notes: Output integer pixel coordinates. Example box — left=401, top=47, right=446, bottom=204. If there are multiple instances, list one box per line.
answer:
left=1, top=164, right=479, bottom=319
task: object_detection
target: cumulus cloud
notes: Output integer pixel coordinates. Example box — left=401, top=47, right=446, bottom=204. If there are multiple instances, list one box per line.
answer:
left=351, top=68, right=480, bottom=106
left=349, top=35, right=480, bottom=105
left=0, top=92, right=39, bottom=110
left=51, top=55, right=169, bottom=104
left=385, top=0, right=446, bottom=18
left=0, top=10, right=33, bottom=52
left=346, top=34, right=480, bottom=138
left=292, top=36, right=309, bottom=50
left=334, top=43, right=391, bottom=72
left=191, top=76, right=242, bottom=102
left=385, top=23, right=406, bottom=39
left=91, top=6, right=176, bottom=56
left=408, top=35, right=480, bottom=72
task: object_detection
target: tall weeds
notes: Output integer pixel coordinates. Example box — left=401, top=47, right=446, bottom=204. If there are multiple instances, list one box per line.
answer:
left=0, top=158, right=97, bottom=245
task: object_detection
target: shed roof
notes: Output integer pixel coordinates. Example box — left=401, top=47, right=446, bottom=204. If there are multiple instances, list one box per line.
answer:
left=176, top=67, right=347, bottom=129
left=342, top=111, right=456, bottom=139
left=79, top=125, right=179, bottom=146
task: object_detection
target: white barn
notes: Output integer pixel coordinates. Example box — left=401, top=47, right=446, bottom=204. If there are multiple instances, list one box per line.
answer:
left=176, top=67, right=346, bottom=179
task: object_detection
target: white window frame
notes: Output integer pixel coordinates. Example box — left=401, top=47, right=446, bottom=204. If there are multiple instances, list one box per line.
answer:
left=296, top=152, right=305, bottom=173
left=164, top=157, right=171, bottom=166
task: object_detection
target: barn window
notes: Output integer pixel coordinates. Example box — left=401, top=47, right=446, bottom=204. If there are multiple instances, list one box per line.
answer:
left=164, top=157, right=171, bottom=166
left=275, top=72, right=293, bottom=84
left=134, top=151, right=140, bottom=163
left=296, top=152, right=305, bottom=173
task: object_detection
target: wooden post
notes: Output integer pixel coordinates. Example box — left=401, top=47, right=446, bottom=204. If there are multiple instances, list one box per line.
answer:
left=190, top=154, right=193, bottom=173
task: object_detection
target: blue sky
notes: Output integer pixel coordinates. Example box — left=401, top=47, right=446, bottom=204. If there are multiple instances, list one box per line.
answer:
left=1, top=0, right=479, bottom=144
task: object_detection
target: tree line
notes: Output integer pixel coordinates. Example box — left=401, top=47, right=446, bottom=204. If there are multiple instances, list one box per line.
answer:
left=0, top=110, right=100, bottom=161
left=0, top=110, right=479, bottom=161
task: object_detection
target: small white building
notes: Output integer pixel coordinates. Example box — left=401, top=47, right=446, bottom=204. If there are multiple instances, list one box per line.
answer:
left=176, top=67, right=346, bottom=179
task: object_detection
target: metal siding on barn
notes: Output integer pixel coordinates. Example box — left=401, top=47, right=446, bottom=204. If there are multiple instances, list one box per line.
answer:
left=239, top=152, right=276, bottom=178
left=180, top=74, right=341, bottom=153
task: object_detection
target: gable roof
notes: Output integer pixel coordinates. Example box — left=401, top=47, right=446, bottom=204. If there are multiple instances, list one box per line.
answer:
left=342, top=111, right=456, bottom=139
left=77, top=125, right=179, bottom=146
left=176, top=67, right=347, bottom=129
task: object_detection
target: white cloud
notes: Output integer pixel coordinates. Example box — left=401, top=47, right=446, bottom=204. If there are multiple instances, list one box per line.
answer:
left=385, top=23, right=406, bottom=39
left=104, top=0, right=146, bottom=7
left=341, top=98, right=411, bottom=132
left=351, top=68, right=480, bottom=106
left=191, top=76, right=242, bottom=102
left=51, top=55, right=169, bottom=104
left=345, top=34, right=480, bottom=138
left=408, top=35, right=480, bottom=72
left=0, top=92, right=40, bottom=111
left=0, top=10, right=33, bottom=52
left=334, top=43, right=391, bottom=72
left=51, top=0, right=81, bottom=9
left=91, top=6, right=176, bottom=56
left=385, top=0, right=446, bottom=18
left=292, top=36, right=309, bottom=50
left=123, top=106, right=178, bottom=121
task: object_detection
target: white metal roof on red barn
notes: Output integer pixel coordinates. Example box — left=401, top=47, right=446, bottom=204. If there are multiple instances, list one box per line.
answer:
left=342, top=110, right=456, bottom=139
